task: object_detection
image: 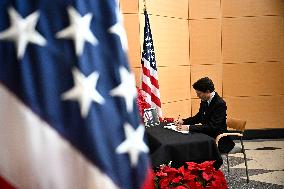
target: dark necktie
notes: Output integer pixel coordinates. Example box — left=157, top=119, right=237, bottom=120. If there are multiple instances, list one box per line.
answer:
left=203, top=102, right=209, bottom=113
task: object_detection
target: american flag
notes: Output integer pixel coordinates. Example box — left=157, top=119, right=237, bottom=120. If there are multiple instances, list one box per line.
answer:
left=141, top=10, right=162, bottom=118
left=0, top=1, right=153, bottom=189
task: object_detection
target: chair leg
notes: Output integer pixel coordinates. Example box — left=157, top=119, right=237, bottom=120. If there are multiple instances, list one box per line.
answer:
left=241, top=138, right=249, bottom=183
left=243, top=152, right=249, bottom=183
left=226, top=154, right=230, bottom=173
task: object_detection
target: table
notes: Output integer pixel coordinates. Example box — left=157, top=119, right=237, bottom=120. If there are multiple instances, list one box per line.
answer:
left=145, top=124, right=223, bottom=169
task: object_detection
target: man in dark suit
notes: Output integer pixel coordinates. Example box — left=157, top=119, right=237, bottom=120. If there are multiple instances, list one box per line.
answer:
left=176, top=77, right=235, bottom=153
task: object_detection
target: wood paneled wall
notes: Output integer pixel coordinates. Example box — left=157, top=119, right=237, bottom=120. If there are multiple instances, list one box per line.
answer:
left=120, top=0, right=284, bottom=129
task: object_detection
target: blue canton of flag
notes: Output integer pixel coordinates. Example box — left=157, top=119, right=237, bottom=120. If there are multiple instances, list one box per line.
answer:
left=142, top=11, right=157, bottom=70
left=0, top=0, right=153, bottom=189
left=141, top=9, right=162, bottom=118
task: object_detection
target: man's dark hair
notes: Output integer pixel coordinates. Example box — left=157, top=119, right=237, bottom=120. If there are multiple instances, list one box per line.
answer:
left=192, top=77, right=215, bottom=93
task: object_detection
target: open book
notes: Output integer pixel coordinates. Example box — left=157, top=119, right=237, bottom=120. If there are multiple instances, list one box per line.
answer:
left=163, top=123, right=189, bottom=134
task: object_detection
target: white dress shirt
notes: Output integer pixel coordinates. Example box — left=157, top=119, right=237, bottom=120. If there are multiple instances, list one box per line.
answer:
left=207, top=91, right=215, bottom=106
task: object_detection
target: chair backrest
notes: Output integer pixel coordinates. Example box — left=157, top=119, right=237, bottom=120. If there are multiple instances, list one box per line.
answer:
left=226, top=118, right=246, bottom=132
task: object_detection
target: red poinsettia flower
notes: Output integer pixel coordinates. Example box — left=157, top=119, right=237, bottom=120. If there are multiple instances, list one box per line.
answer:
left=183, top=171, right=196, bottom=181
left=156, top=170, right=167, bottom=177
left=210, top=178, right=227, bottom=189
left=198, top=161, right=214, bottom=172
left=175, top=186, right=188, bottom=189
left=186, top=162, right=199, bottom=171
left=136, top=87, right=150, bottom=119
left=160, top=177, right=171, bottom=188
left=202, top=172, right=213, bottom=181
left=172, top=175, right=183, bottom=183
left=178, top=166, right=186, bottom=176
left=184, top=180, right=197, bottom=188
left=194, top=181, right=205, bottom=188
left=163, top=166, right=179, bottom=174
left=154, top=161, right=227, bottom=189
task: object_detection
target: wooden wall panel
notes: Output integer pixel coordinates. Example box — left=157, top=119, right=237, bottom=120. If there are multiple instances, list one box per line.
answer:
left=189, top=19, right=221, bottom=65
left=194, top=96, right=284, bottom=129
left=222, top=0, right=284, bottom=17
left=222, top=16, right=284, bottom=63
left=191, top=98, right=201, bottom=116
left=282, top=63, right=284, bottom=95
left=223, top=62, right=284, bottom=97
left=132, top=67, right=141, bottom=87
left=124, top=14, right=141, bottom=67
left=139, top=15, right=189, bottom=67
left=191, top=64, right=223, bottom=98
left=189, top=0, right=220, bottom=19
left=162, top=100, right=191, bottom=118
left=158, top=66, right=191, bottom=103
left=225, top=96, right=284, bottom=129
left=120, top=0, right=138, bottom=13
left=139, top=0, right=188, bottom=19
left=125, top=0, right=284, bottom=130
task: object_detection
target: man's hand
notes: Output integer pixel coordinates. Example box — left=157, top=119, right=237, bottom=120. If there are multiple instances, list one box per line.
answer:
left=175, top=118, right=184, bottom=126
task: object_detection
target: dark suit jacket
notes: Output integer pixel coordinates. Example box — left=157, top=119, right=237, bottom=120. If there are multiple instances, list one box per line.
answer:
left=182, top=92, right=235, bottom=153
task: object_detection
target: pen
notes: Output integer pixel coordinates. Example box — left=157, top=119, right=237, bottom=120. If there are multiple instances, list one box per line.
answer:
left=175, top=114, right=181, bottom=125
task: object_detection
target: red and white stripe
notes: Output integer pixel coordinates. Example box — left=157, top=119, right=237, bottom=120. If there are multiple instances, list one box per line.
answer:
left=141, top=57, right=162, bottom=118
left=0, top=84, right=119, bottom=189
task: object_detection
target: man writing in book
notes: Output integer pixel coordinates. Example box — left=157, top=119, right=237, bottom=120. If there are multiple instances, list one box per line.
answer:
left=176, top=77, right=235, bottom=153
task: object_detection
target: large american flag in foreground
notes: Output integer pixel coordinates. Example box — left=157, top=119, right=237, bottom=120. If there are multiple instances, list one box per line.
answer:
left=0, top=1, right=153, bottom=189
left=141, top=10, right=162, bottom=118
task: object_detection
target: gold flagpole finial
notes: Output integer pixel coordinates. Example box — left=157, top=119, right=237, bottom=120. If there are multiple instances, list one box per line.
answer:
left=143, top=0, right=147, bottom=11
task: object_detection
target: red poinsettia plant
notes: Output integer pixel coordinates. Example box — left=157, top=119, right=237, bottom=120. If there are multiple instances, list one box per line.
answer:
left=163, top=117, right=175, bottom=122
left=154, top=161, right=227, bottom=189
left=136, top=87, right=150, bottom=119
left=136, top=87, right=174, bottom=123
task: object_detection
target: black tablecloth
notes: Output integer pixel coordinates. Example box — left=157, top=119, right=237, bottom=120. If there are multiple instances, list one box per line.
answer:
left=145, top=124, right=223, bottom=169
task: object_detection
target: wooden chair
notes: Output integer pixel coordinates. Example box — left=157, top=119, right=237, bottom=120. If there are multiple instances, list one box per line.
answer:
left=215, top=118, right=249, bottom=183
